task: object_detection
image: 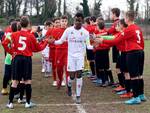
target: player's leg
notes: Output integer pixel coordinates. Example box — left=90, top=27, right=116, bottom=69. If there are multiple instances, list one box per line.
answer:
left=1, top=64, right=11, bottom=95
left=41, top=57, right=45, bottom=73
left=17, top=80, right=26, bottom=104
left=7, top=56, right=21, bottom=109
left=7, top=80, right=19, bottom=109
left=67, top=58, right=76, bottom=96
left=125, top=51, right=143, bottom=105
left=138, top=51, right=146, bottom=101
left=104, top=49, right=114, bottom=85
left=56, top=48, right=64, bottom=89
left=86, top=49, right=96, bottom=77
left=50, top=48, right=57, bottom=86
left=94, top=50, right=102, bottom=85
left=76, top=70, right=83, bottom=104
left=24, top=57, right=35, bottom=108
left=75, top=58, right=85, bottom=104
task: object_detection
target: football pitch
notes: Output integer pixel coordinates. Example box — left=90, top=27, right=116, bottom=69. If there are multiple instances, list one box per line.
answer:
left=0, top=40, right=150, bottom=113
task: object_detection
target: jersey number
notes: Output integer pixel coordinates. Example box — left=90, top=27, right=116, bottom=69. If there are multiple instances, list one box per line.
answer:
left=136, top=30, right=141, bottom=44
left=18, top=36, right=27, bottom=50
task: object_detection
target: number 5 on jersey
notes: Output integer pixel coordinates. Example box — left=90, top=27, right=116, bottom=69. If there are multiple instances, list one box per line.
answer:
left=18, top=36, right=27, bottom=50
left=136, top=30, right=141, bottom=44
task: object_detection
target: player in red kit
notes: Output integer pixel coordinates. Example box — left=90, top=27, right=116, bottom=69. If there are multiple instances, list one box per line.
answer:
left=55, top=15, right=68, bottom=89
left=84, top=16, right=96, bottom=79
left=94, top=11, right=146, bottom=105
left=94, top=18, right=114, bottom=87
left=46, top=17, right=61, bottom=86
left=2, top=16, right=49, bottom=109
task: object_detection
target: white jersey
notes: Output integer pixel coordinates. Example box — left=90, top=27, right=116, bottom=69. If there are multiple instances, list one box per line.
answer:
left=55, top=26, right=93, bottom=58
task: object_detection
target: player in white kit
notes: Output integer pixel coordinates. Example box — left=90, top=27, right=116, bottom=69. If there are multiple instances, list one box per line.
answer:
left=49, top=13, right=93, bottom=104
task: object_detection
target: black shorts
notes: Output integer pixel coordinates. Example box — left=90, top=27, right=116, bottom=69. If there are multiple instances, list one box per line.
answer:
left=126, top=50, right=144, bottom=78
left=86, top=49, right=95, bottom=61
left=12, top=55, right=32, bottom=81
left=112, top=46, right=120, bottom=63
left=120, top=52, right=128, bottom=72
left=95, top=49, right=110, bottom=69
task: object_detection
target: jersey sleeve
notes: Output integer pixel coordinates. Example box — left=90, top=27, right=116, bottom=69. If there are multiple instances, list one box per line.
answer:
left=2, top=35, right=13, bottom=54
left=102, top=33, right=123, bottom=46
left=54, top=28, right=68, bottom=45
left=31, top=35, right=48, bottom=52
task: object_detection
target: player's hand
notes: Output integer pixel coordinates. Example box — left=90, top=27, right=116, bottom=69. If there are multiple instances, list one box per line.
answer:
left=48, top=38, right=55, bottom=44
left=31, top=26, right=38, bottom=33
left=94, top=38, right=103, bottom=44
left=93, top=38, right=103, bottom=48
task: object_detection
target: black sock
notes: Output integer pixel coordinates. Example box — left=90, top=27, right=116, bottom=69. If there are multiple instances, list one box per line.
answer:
left=9, top=87, right=17, bottom=103
left=3, top=65, right=11, bottom=88
left=19, top=83, right=25, bottom=100
left=25, top=84, right=32, bottom=104
left=99, top=71, right=106, bottom=84
left=3, top=76, right=9, bottom=88
left=139, top=79, right=144, bottom=95
left=125, top=79, right=131, bottom=93
left=96, top=68, right=101, bottom=79
left=105, top=70, right=114, bottom=83
left=90, top=62, right=95, bottom=76
left=131, top=79, right=139, bottom=97
left=117, top=73, right=125, bottom=87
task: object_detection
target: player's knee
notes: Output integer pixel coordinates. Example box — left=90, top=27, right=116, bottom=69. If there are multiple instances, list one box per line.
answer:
left=11, top=80, right=19, bottom=88
left=99, top=69, right=104, bottom=72
left=70, top=75, right=75, bottom=80
left=25, top=80, right=32, bottom=84
left=77, top=71, right=82, bottom=78
left=69, top=73, right=75, bottom=80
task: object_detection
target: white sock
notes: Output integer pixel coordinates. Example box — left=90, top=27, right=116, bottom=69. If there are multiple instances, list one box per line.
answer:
left=46, top=61, right=51, bottom=72
left=76, top=78, right=83, bottom=97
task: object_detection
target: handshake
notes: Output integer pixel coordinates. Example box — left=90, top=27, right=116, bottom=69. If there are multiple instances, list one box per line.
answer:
left=42, top=36, right=56, bottom=44
left=90, top=34, right=114, bottom=47
left=90, top=34, right=105, bottom=47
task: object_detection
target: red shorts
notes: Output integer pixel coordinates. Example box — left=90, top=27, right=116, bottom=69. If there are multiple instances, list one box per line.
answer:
left=55, top=48, right=67, bottom=66
left=49, top=47, right=56, bottom=63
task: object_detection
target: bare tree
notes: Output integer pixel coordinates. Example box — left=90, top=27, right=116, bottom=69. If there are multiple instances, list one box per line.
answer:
left=23, top=0, right=28, bottom=15
left=80, top=0, right=90, bottom=17
left=92, top=0, right=102, bottom=17
left=127, top=0, right=136, bottom=11
left=42, top=0, right=57, bottom=22
left=4, top=0, right=22, bottom=17
left=57, top=0, right=62, bottom=16
left=0, top=0, right=4, bottom=16
left=63, top=0, right=66, bottom=15
left=145, top=0, right=150, bottom=19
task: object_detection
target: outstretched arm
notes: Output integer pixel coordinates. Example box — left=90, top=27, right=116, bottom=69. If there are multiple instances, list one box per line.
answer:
left=54, top=29, right=68, bottom=45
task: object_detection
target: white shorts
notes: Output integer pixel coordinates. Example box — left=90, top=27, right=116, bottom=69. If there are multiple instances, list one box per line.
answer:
left=67, top=58, right=84, bottom=72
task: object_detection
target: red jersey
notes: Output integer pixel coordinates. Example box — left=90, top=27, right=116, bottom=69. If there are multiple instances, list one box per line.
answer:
left=95, top=28, right=110, bottom=51
left=84, top=25, right=97, bottom=34
left=46, top=28, right=55, bottom=48
left=2, top=26, right=12, bottom=41
left=107, top=19, right=120, bottom=35
left=114, top=33, right=126, bottom=52
left=2, top=30, right=48, bottom=57
left=46, top=28, right=64, bottom=48
left=55, top=28, right=68, bottom=49
left=103, top=24, right=144, bottom=52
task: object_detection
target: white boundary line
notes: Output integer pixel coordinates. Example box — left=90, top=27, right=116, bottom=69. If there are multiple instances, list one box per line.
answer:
left=0, top=100, right=148, bottom=107
left=72, top=93, right=87, bottom=113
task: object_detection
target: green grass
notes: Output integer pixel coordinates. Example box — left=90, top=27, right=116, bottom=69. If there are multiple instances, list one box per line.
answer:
left=0, top=40, right=150, bottom=113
